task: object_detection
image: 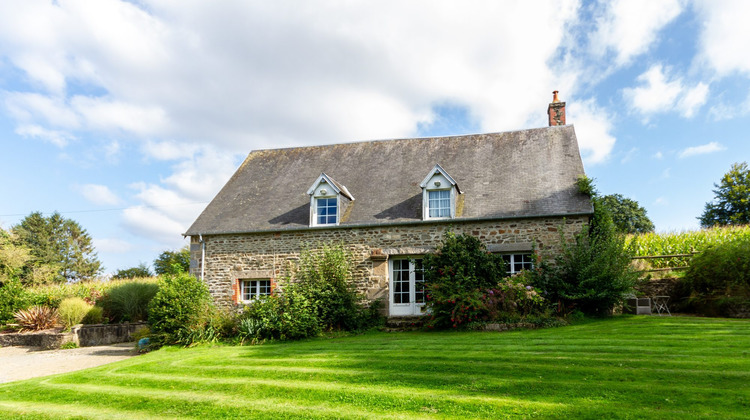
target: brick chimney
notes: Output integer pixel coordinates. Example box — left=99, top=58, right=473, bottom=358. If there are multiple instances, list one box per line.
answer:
left=547, top=90, right=566, bottom=126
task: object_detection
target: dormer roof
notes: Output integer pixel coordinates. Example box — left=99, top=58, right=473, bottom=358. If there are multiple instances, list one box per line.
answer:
left=307, top=173, right=354, bottom=200
left=419, top=164, right=462, bottom=194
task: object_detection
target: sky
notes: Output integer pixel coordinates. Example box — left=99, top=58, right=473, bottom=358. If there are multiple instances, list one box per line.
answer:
left=1, top=0, right=749, bottom=275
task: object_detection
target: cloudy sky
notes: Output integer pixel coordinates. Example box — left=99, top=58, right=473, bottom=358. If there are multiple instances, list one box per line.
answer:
left=1, top=0, right=749, bottom=274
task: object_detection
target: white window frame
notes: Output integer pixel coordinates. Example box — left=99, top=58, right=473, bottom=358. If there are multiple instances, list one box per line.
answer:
left=427, top=189, right=452, bottom=218
left=313, top=196, right=339, bottom=226
left=307, top=173, right=353, bottom=227
left=501, top=253, right=534, bottom=275
left=420, top=164, right=460, bottom=221
left=241, top=279, right=272, bottom=302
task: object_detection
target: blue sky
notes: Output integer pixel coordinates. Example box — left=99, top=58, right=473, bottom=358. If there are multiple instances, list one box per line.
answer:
left=1, top=0, right=749, bottom=275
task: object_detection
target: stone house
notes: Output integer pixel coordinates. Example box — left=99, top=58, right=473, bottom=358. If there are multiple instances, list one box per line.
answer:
left=185, top=95, right=593, bottom=316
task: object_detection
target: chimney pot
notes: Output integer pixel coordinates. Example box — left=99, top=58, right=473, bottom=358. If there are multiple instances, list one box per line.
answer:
left=547, top=91, right=566, bottom=126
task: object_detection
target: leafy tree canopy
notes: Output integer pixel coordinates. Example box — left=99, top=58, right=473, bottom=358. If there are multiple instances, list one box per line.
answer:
left=699, top=162, right=750, bottom=228
left=153, top=247, right=190, bottom=275
left=600, top=194, right=655, bottom=234
left=113, top=262, right=153, bottom=279
left=11, top=212, right=102, bottom=283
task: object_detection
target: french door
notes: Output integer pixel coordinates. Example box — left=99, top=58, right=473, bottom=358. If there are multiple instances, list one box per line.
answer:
left=389, top=257, right=426, bottom=316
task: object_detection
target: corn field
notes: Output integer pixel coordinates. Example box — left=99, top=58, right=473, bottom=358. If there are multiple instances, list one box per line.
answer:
left=628, top=225, right=750, bottom=269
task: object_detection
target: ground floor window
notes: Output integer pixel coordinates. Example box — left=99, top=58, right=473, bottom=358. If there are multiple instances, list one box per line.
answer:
left=241, top=279, right=271, bottom=302
left=501, top=253, right=533, bottom=275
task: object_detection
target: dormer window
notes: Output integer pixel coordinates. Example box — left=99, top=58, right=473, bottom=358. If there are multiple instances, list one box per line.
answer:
left=307, top=173, right=354, bottom=227
left=420, top=164, right=461, bottom=220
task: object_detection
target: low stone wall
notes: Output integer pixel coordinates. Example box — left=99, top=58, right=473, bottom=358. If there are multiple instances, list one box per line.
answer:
left=0, top=322, right=147, bottom=350
left=73, top=322, right=148, bottom=347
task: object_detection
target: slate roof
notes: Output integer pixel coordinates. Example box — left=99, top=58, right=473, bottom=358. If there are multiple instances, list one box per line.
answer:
left=185, top=125, right=593, bottom=236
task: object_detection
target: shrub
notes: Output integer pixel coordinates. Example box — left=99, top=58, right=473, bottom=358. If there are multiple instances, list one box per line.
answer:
left=680, top=237, right=750, bottom=317
left=58, top=297, right=93, bottom=329
left=112, top=263, right=153, bottom=279
left=482, top=271, right=547, bottom=321
left=148, top=272, right=213, bottom=346
left=82, top=305, right=104, bottom=324
left=0, top=278, right=31, bottom=324
left=293, top=245, right=372, bottom=331
left=100, top=281, right=159, bottom=322
left=14, top=306, right=58, bottom=331
left=531, top=198, right=639, bottom=316
left=237, top=289, right=321, bottom=342
left=423, top=232, right=506, bottom=328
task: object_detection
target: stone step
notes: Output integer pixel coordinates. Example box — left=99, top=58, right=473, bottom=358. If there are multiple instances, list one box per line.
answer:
left=383, top=316, right=427, bottom=331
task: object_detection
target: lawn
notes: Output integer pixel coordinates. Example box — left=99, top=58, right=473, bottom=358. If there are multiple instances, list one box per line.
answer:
left=0, top=316, right=748, bottom=419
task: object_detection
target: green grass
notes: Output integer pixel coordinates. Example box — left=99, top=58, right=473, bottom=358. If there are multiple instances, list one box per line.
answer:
left=1, top=316, right=749, bottom=419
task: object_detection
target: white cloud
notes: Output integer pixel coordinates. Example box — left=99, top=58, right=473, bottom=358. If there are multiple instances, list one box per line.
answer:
left=695, top=0, right=750, bottom=76
left=0, top=0, right=583, bottom=151
left=620, top=147, right=638, bottom=164
left=14, top=124, right=74, bottom=147
left=590, top=0, right=684, bottom=66
left=76, top=184, right=122, bottom=206
left=653, top=151, right=663, bottom=160
left=566, top=98, right=617, bottom=165
left=623, top=65, right=709, bottom=118
left=678, top=142, right=726, bottom=158
left=653, top=197, right=669, bottom=206
left=141, top=140, right=200, bottom=161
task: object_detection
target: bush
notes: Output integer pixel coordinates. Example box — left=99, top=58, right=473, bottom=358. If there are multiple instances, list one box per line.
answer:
left=82, top=305, right=104, bottom=324
left=148, top=272, right=213, bottom=346
left=237, top=289, right=321, bottom=342
left=100, top=281, right=159, bottom=322
left=531, top=198, right=639, bottom=316
left=14, top=306, right=58, bottom=331
left=58, top=297, right=93, bottom=329
left=680, top=237, right=750, bottom=317
left=423, top=232, right=507, bottom=328
left=112, top=263, right=153, bottom=279
left=0, top=278, right=31, bottom=324
left=237, top=245, right=379, bottom=342
left=482, top=271, right=547, bottom=321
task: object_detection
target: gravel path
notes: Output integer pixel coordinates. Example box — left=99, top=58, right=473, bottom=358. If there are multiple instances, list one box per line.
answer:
left=0, top=342, right=137, bottom=384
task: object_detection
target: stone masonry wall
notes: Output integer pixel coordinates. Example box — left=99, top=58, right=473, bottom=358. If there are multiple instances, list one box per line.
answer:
left=191, top=216, right=588, bottom=310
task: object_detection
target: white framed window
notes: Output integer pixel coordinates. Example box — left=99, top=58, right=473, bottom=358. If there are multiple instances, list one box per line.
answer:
left=420, top=164, right=461, bottom=220
left=428, top=190, right=451, bottom=218
left=501, top=254, right=533, bottom=275
left=241, top=279, right=271, bottom=302
left=389, top=257, right=426, bottom=316
left=315, top=197, right=338, bottom=225
left=307, top=173, right=353, bottom=227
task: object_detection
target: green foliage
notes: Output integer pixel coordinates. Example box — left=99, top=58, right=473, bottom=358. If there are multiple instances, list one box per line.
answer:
left=0, top=278, right=31, bottom=324
left=153, top=247, right=190, bottom=275
left=14, top=305, right=59, bottom=331
left=700, top=162, right=750, bottom=228
left=423, top=232, right=508, bottom=328
left=576, top=175, right=597, bottom=197
left=148, top=272, right=213, bottom=346
left=11, top=212, right=102, bottom=283
left=237, top=291, right=321, bottom=342
left=629, top=224, right=750, bottom=268
left=0, top=228, right=32, bottom=283
left=482, top=271, right=547, bottom=321
left=100, top=281, right=159, bottom=322
left=113, top=263, right=153, bottom=279
left=532, top=198, right=639, bottom=316
left=60, top=342, right=79, bottom=349
left=58, top=297, right=93, bottom=329
left=600, top=194, right=655, bottom=234
left=238, top=245, right=378, bottom=342
left=680, top=237, right=750, bottom=317
left=82, top=305, right=104, bottom=324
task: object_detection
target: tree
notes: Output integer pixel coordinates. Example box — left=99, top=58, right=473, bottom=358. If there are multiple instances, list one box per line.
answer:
left=0, top=228, right=31, bottom=284
left=12, top=212, right=102, bottom=283
left=600, top=194, right=655, bottom=234
left=153, top=247, right=190, bottom=275
left=113, top=263, right=153, bottom=279
left=699, top=162, right=750, bottom=228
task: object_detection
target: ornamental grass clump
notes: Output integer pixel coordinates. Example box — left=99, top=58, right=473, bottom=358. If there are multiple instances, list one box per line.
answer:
left=13, top=305, right=58, bottom=331
left=58, top=297, right=93, bottom=329
left=100, top=280, right=159, bottom=322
